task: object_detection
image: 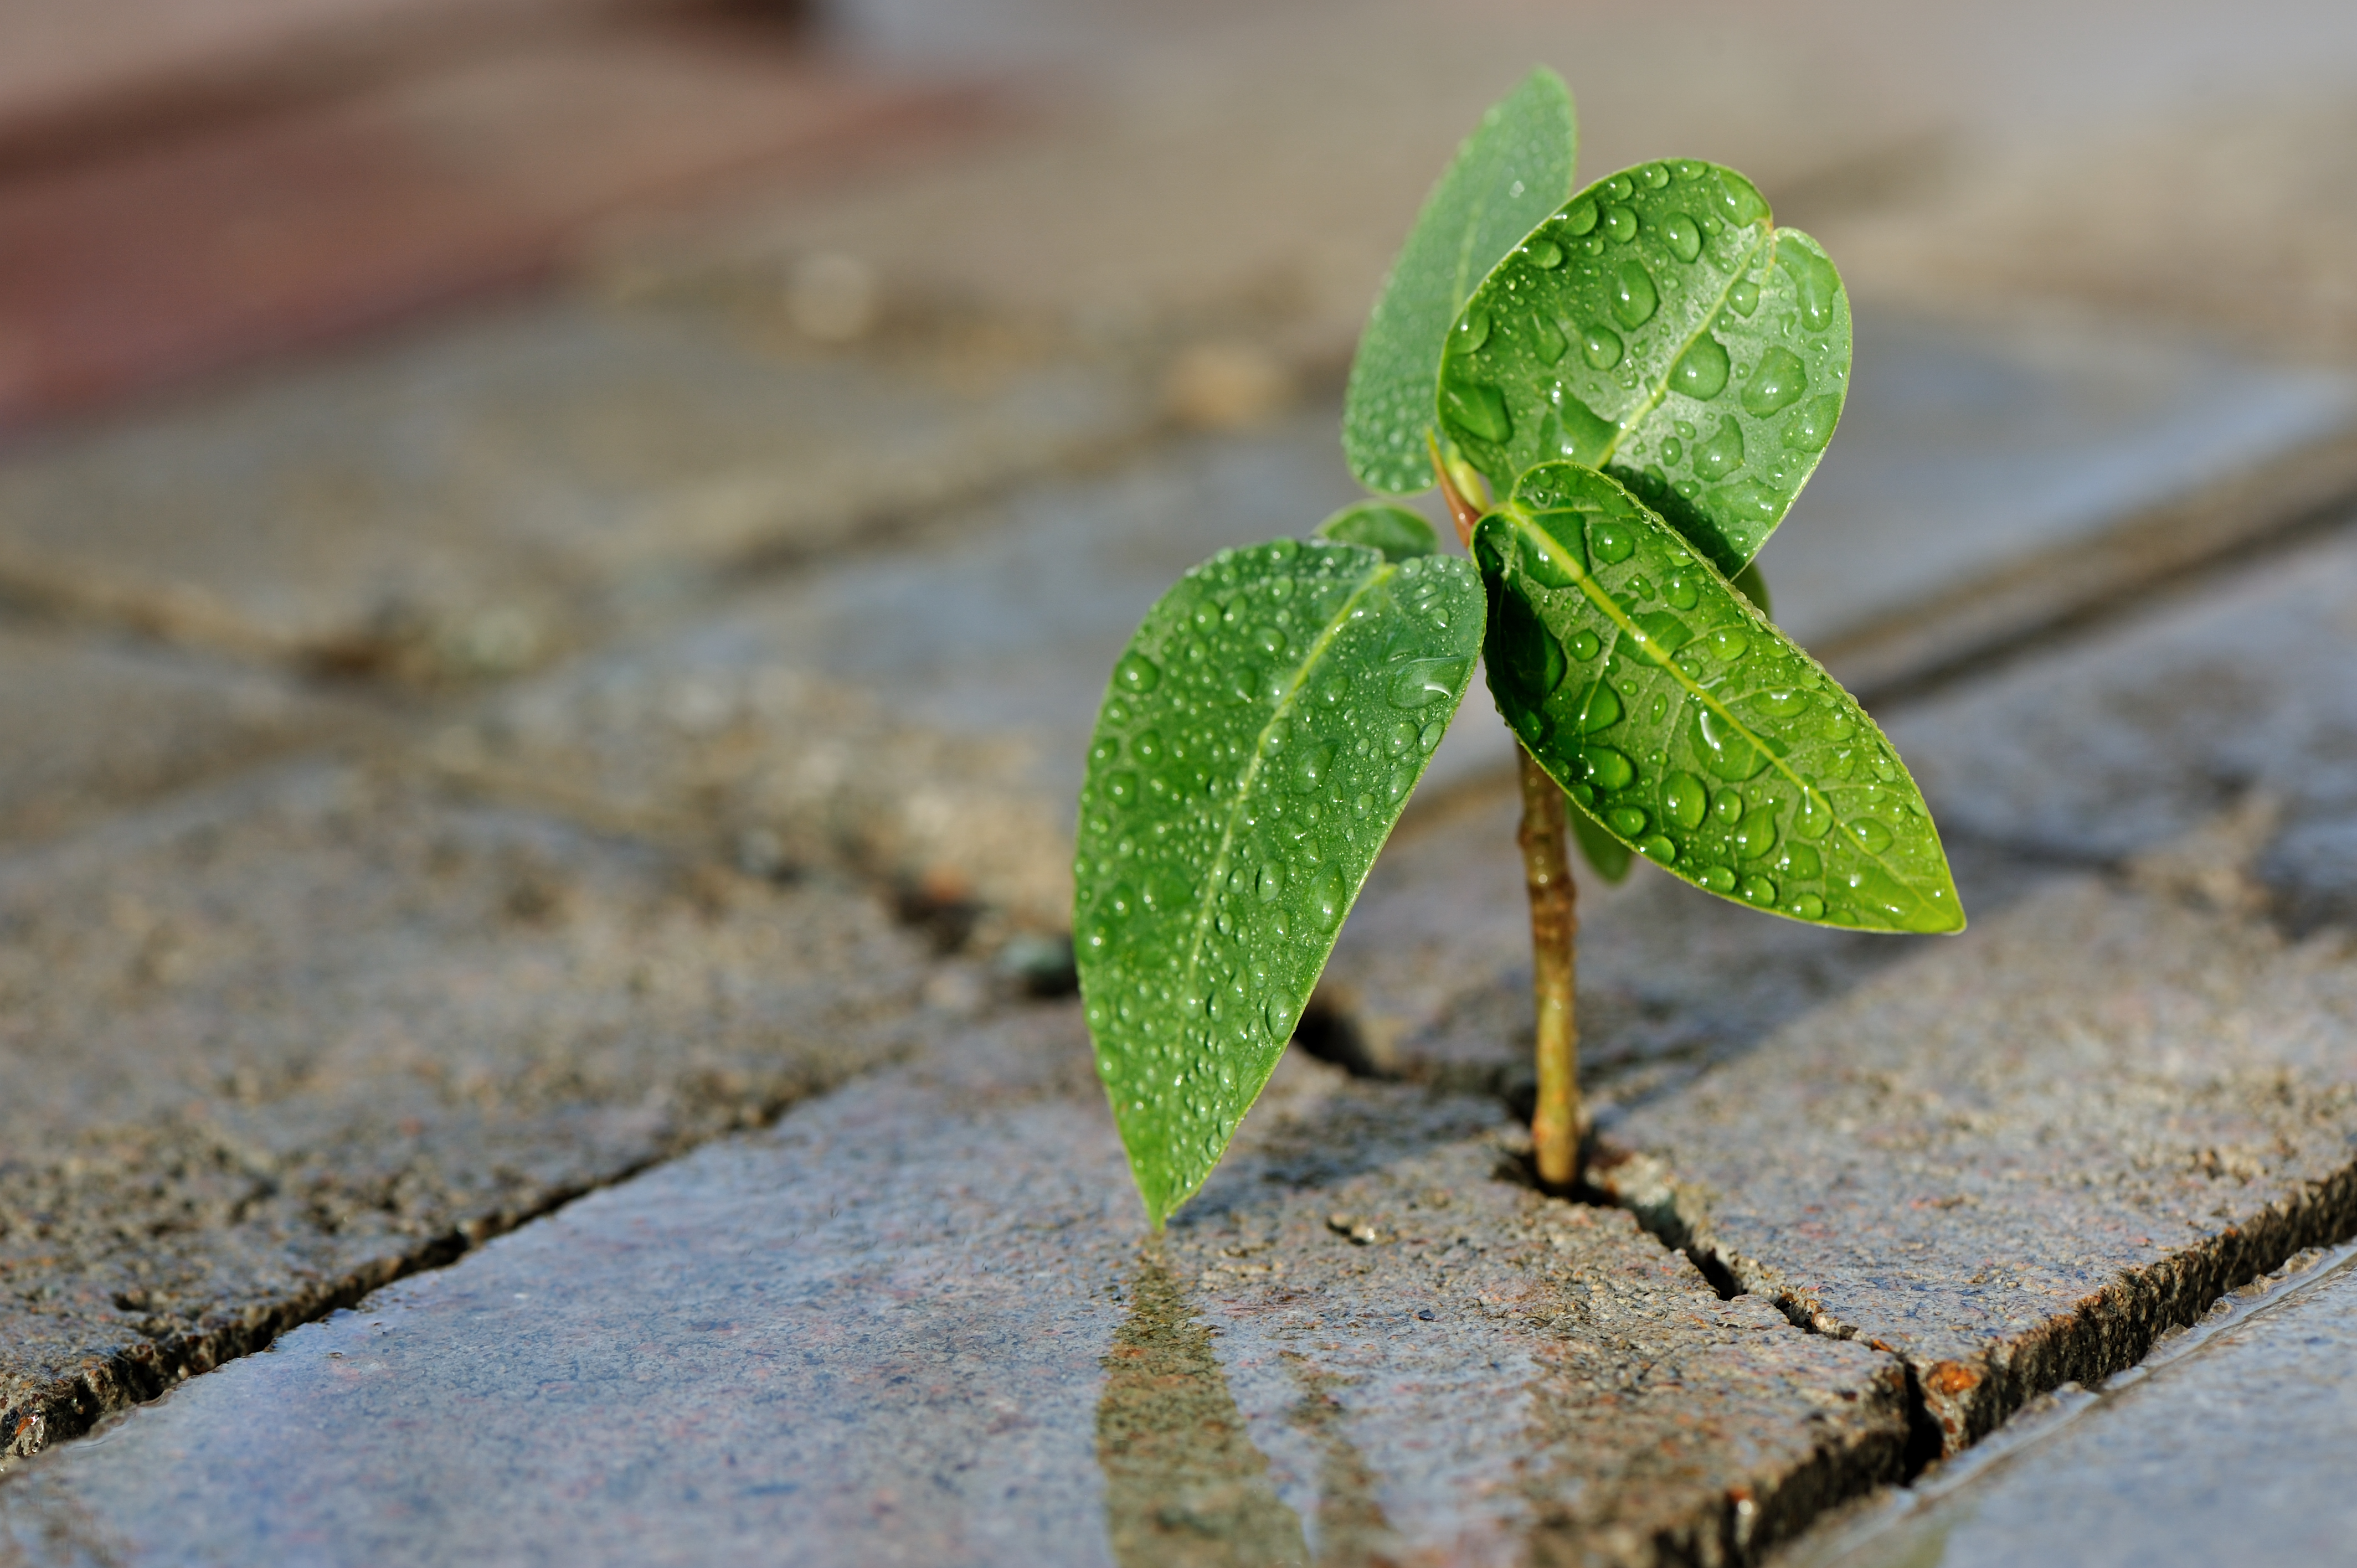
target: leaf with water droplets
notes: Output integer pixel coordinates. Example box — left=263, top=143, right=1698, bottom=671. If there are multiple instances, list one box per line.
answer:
left=1342, top=68, right=1577, bottom=496
left=1077, top=539, right=1484, bottom=1224
left=1315, top=500, right=1439, bottom=562
left=1475, top=463, right=1960, bottom=933
left=1439, top=161, right=1851, bottom=577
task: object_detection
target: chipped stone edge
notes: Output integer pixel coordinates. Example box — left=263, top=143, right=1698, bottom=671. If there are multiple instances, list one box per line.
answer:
left=1591, top=1144, right=2357, bottom=1464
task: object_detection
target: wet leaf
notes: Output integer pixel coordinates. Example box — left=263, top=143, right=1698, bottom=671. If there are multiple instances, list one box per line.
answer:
left=1343, top=68, right=1577, bottom=496
left=1315, top=500, right=1439, bottom=561
left=1440, top=162, right=1850, bottom=577
left=1476, top=464, right=1960, bottom=933
left=1076, top=539, right=1484, bottom=1224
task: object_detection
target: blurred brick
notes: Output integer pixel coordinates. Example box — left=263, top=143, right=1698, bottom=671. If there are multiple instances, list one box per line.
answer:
left=0, top=623, right=363, bottom=850
left=0, top=761, right=929, bottom=1456
left=0, top=297, right=1148, bottom=678
left=0, top=24, right=987, bottom=426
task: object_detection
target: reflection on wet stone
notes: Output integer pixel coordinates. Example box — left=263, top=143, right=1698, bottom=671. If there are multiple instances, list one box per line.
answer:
left=1097, top=1249, right=1309, bottom=1568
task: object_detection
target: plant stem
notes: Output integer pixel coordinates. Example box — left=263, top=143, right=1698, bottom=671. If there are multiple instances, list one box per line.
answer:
left=1517, top=746, right=1581, bottom=1189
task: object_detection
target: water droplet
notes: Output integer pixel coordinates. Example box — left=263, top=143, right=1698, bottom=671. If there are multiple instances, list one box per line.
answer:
left=1352, top=792, right=1375, bottom=817
left=1741, top=347, right=1809, bottom=416
left=1796, top=790, right=1834, bottom=838
left=1527, top=238, right=1565, bottom=269
left=1387, top=764, right=1414, bottom=802
left=1257, top=624, right=1289, bottom=658
left=1727, top=278, right=1761, bottom=317
left=1568, top=628, right=1602, bottom=661
left=1740, top=874, right=1778, bottom=906
left=1293, top=744, right=1335, bottom=791
left=1106, top=769, right=1140, bottom=806
left=1752, top=688, right=1807, bottom=719
left=1581, top=323, right=1624, bottom=370
left=1849, top=818, right=1894, bottom=854
left=1108, top=881, right=1138, bottom=917
left=1529, top=313, right=1568, bottom=365
left=1604, top=174, right=1635, bottom=200
left=1665, top=573, right=1700, bottom=611
left=1587, top=519, right=1635, bottom=564
left=1442, top=378, right=1512, bottom=444
left=1115, top=654, right=1161, bottom=693
left=1607, top=806, right=1649, bottom=837
left=1311, top=874, right=1345, bottom=927
left=1603, top=204, right=1641, bottom=243
left=1713, top=172, right=1769, bottom=224
left=1672, top=334, right=1730, bottom=401
left=1418, top=720, right=1445, bottom=754
left=1732, top=807, right=1779, bottom=859
left=1697, top=865, right=1737, bottom=893
left=1582, top=745, right=1635, bottom=791
left=1661, top=213, right=1704, bottom=263
left=1627, top=574, right=1655, bottom=602
left=1779, top=244, right=1841, bottom=331
left=1563, top=200, right=1598, bottom=235
left=1790, top=892, right=1827, bottom=920
left=1710, top=787, right=1744, bottom=826
left=1661, top=436, right=1685, bottom=466
left=1694, top=419, right=1744, bottom=480
left=1672, top=159, right=1706, bottom=180
left=1639, top=163, right=1671, bottom=190
left=1389, top=658, right=1467, bottom=708
left=1545, top=393, right=1618, bottom=461
left=1257, top=863, right=1284, bottom=901
left=1610, top=262, right=1659, bottom=328
left=1775, top=843, right=1823, bottom=879
left=1696, top=709, right=1769, bottom=780
left=1782, top=394, right=1841, bottom=452
left=1664, top=771, right=1707, bottom=829
left=1574, top=680, right=1623, bottom=733
left=1638, top=834, right=1677, bottom=864
left=1458, top=306, right=1493, bottom=352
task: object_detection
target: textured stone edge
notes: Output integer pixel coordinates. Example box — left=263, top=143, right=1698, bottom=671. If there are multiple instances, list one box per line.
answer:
left=1592, top=1143, right=2357, bottom=1463
left=0, top=1166, right=666, bottom=1467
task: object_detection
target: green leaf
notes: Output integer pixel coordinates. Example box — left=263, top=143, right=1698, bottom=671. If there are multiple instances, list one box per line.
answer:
left=1439, top=162, right=1850, bottom=578
left=1730, top=558, right=1772, bottom=618
left=1077, top=539, right=1485, bottom=1224
left=1314, top=500, right=1440, bottom=561
left=1343, top=68, right=1577, bottom=496
left=1568, top=798, right=1632, bottom=881
left=1475, top=463, right=1961, bottom=933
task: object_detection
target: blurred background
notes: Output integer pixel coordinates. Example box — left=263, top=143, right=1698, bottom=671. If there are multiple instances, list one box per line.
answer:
left=1, top=0, right=2356, bottom=908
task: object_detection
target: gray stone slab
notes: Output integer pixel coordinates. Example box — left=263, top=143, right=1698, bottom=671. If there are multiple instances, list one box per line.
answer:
left=1777, top=1244, right=2357, bottom=1568
left=0, top=297, right=1147, bottom=679
left=1759, top=312, right=2356, bottom=650
left=0, top=761, right=929, bottom=1458
left=0, top=623, right=362, bottom=851
left=0, top=1017, right=1913, bottom=1566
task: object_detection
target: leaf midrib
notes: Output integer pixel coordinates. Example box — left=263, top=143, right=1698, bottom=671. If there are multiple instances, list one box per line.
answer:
left=1179, top=558, right=1396, bottom=991
left=1499, top=501, right=1929, bottom=911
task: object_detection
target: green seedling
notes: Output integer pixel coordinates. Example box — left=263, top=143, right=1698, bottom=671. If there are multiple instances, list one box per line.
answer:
left=1076, top=69, right=1962, bottom=1226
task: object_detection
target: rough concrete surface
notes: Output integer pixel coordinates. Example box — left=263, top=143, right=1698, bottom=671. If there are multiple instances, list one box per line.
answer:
left=0, top=1017, right=1911, bottom=1567
left=0, top=623, right=364, bottom=852
left=0, top=297, right=1147, bottom=678
left=1776, top=1244, right=2357, bottom=1567
left=0, top=761, right=929, bottom=1459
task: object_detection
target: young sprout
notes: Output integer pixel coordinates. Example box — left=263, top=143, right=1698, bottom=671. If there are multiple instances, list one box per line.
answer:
left=1075, top=68, right=1960, bottom=1227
